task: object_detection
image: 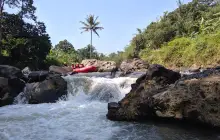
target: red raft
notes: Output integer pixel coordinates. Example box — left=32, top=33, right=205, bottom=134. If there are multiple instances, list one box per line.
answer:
left=73, top=65, right=97, bottom=73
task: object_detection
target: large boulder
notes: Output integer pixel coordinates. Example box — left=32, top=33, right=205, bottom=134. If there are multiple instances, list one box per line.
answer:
left=150, top=75, right=220, bottom=127
left=81, top=59, right=116, bottom=72
left=0, top=77, right=25, bottom=107
left=120, top=58, right=149, bottom=75
left=0, top=65, right=23, bottom=79
left=27, top=71, right=49, bottom=83
left=107, top=64, right=181, bottom=121
left=49, top=65, right=72, bottom=74
left=107, top=64, right=220, bottom=127
left=0, top=65, right=25, bottom=107
left=26, top=75, right=67, bottom=104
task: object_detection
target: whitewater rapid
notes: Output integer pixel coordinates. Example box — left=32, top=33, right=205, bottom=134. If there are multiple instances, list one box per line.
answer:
left=0, top=75, right=219, bottom=140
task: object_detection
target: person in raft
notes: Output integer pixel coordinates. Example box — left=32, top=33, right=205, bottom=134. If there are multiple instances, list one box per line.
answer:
left=79, top=64, right=84, bottom=68
left=71, top=63, right=75, bottom=69
left=71, top=63, right=85, bottom=69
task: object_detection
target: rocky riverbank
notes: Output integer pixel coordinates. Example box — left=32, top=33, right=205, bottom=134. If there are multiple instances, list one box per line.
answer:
left=107, top=64, right=220, bottom=128
left=0, top=65, right=67, bottom=107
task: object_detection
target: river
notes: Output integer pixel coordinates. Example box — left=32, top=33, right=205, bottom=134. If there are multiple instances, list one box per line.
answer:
left=0, top=73, right=219, bottom=140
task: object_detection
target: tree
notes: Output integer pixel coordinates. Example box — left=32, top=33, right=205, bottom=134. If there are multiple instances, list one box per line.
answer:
left=77, top=44, right=99, bottom=62
left=0, top=0, right=36, bottom=54
left=80, top=14, right=103, bottom=59
left=1, top=12, right=51, bottom=69
left=54, top=39, right=75, bottom=52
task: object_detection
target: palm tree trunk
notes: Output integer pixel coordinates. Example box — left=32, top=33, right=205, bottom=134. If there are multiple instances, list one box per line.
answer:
left=90, top=30, right=92, bottom=59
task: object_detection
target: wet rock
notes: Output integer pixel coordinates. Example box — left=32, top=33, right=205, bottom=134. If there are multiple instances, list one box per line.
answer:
left=49, top=65, right=70, bottom=74
left=27, top=71, right=49, bottom=83
left=0, top=65, right=25, bottom=107
left=22, top=67, right=31, bottom=75
left=0, top=77, right=25, bottom=107
left=107, top=64, right=220, bottom=127
left=27, top=75, right=67, bottom=104
left=108, top=102, right=120, bottom=110
left=151, top=75, right=220, bottom=127
left=119, top=58, right=149, bottom=76
left=215, top=66, right=220, bottom=70
left=0, top=65, right=23, bottom=79
left=107, top=64, right=181, bottom=121
left=182, top=68, right=220, bottom=80
left=107, top=102, right=122, bottom=121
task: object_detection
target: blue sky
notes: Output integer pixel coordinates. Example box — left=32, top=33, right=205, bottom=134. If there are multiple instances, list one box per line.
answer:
left=7, top=0, right=192, bottom=54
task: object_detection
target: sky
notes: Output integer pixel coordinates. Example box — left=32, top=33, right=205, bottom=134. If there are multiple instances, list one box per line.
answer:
left=7, top=0, right=192, bottom=55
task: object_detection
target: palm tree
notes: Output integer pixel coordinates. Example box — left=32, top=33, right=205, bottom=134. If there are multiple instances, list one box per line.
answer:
left=80, top=14, right=104, bottom=59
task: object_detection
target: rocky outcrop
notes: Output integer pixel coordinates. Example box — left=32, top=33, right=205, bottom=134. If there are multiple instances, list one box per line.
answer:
left=81, top=59, right=116, bottom=72
left=27, top=71, right=49, bottom=83
left=120, top=58, right=149, bottom=75
left=0, top=65, right=68, bottom=107
left=107, top=64, right=220, bottom=128
left=26, top=74, right=67, bottom=104
left=0, top=65, right=23, bottom=79
left=49, top=65, right=72, bottom=74
left=22, top=67, right=31, bottom=75
left=0, top=65, right=25, bottom=107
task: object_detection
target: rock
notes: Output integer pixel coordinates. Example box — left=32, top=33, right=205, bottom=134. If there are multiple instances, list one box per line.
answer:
left=182, top=68, right=220, bottom=80
left=108, top=102, right=120, bottom=110
left=119, top=58, right=149, bottom=76
left=0, top=77, right=25, bottom=107
left=150, top=74, right=220, bottom=127
left=189, top=64, right=201, bottom=73
left=107, top=64, right=220, bottom=128
left=22, top=67, right=31, bottom=75
left=215, top=66, right=220, bottom=70
left=0, top=65, right=23, bottom=79
left=49, top=65, right=70, bottom=74
left=81, top=59, right=116, bottom=72
left=107, top=102, right=121, bottom=120
left=81, top=59, right=99, bottom=67
left=27, top=75, right=67, bottom=104
left=107, top=64, right=181, bottom=121
left=0, top=65, right=25, bottom=107
left=27, top=71, right=49, bottom=83
left=62, top=66, right=73, bottom=72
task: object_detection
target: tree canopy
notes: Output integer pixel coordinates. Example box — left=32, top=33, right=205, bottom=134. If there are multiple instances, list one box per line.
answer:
left=0, top=1, right=51, bottom=69
left=54, top=39, right=75, bottom=53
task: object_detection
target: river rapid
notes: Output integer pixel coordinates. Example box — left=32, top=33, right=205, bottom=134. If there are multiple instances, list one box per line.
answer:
left=0, top=73, right=219, bottom=140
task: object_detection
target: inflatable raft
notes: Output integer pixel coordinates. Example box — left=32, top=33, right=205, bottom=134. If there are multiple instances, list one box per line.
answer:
left=73, top=65, right=97, bottom=73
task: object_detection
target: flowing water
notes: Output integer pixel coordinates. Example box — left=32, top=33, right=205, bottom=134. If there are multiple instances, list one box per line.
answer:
left=0, top=73, right=219, bottom=140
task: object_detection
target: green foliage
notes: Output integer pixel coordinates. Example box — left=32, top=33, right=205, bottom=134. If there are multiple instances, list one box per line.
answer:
left=109, top=1, right=220, bottom=68
left=77, top=44, right=101, bottom=62
left=1, top=12, right=51, bottom=69
left=47, top=43, right=105, bottom=65
left=54, top=39, right=75, bottom=53
left=46, top=48, right=78, bottom=66
left=104, top=51, right=124, bottom=65
left=1, top=0, right=36, bottom=20
left=140, top=32, right=220, bottom=67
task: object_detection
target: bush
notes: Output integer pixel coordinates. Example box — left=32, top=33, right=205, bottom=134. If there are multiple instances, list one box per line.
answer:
left=140, top=32, right=220, bottom=67
left=46, top=49, right=79, bottom=66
